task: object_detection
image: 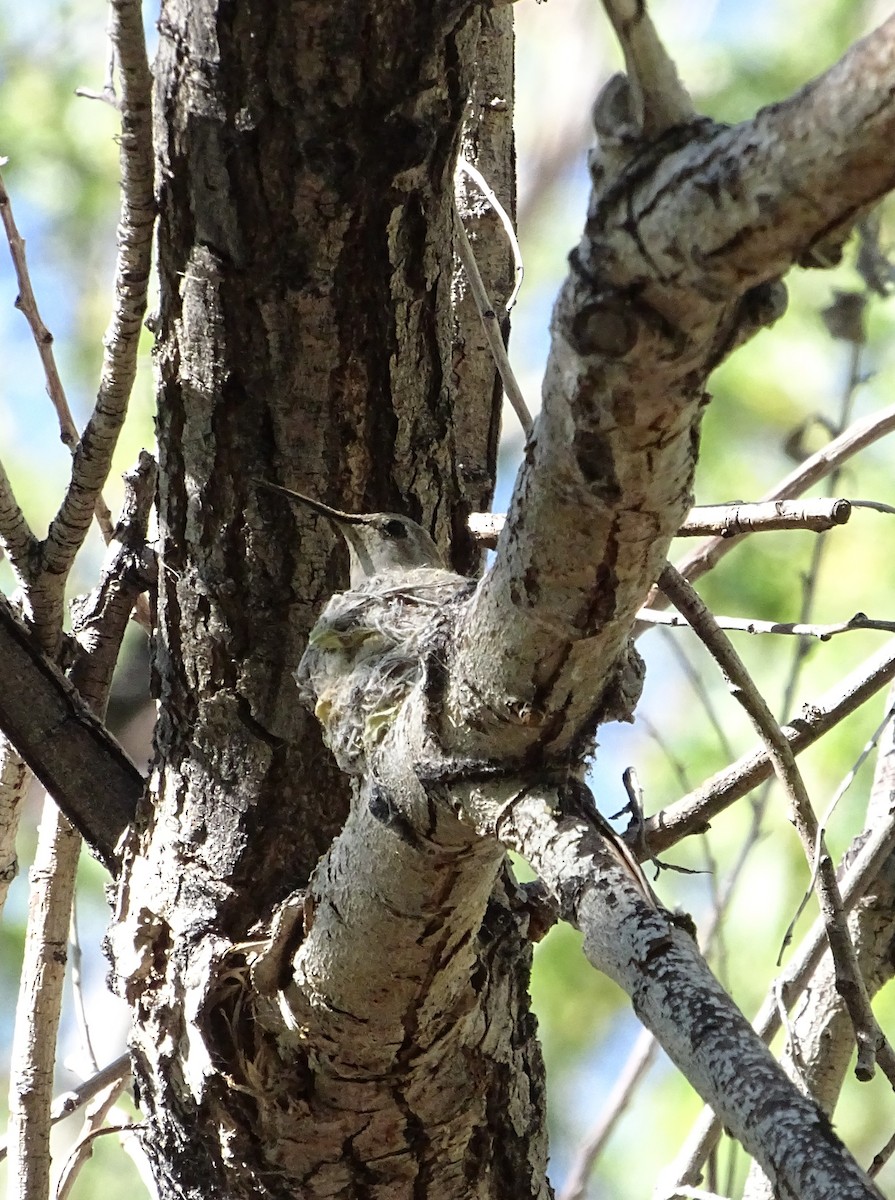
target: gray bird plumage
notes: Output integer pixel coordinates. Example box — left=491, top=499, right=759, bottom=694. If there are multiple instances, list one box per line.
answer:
left=256, top=480, right=471, bottom=771
left=254, top=480, right=447, bottom=587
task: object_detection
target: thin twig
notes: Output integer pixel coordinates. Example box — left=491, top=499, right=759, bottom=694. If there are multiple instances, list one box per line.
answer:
left=638, top=610, right=895, bottom=639
left=68, top=903, right=100, bottom=1077
left=643, top=638, right=895, bottom=857
left=0, top=164, right=84, bottom=454
left=452, top=205, right=534, bottom=434
left=780, top=704, right=895, bottom=952
left=469, top=496, right=859, bottom=549
left=0, top=164, right=116, bottom=551
left=74, top=14, right=118, bottom=109
left=869, top=1128, right=895, bottom=1179
left=658, top=565, right=895, bottom=1087
left=55, top=1077, right=131, bottom=1200
left=457, top=157, right=524, bottom=313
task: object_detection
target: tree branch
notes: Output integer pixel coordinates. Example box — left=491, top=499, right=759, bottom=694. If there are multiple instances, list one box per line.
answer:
left=0, top=593, right=142, bottom=873
left=644, top=637, right=895, bottom=856
left=469, top=497, right=856, bottom=548
left=31, top=0, right=154, bottom=631
left=666, top=766, right=895, bottom=1192
left=658, top=564, right=895, bottom=1086
left=460, top=781, right=883, bottom=1200
left=637, top=609, right=895, bottom=639
left=658, top=403, right=895, bottom=601
left=445, top=14, right=895, bottom=762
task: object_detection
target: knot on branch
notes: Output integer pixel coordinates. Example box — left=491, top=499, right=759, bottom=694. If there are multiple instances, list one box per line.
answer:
left=569, top=294, right=640, bottom=358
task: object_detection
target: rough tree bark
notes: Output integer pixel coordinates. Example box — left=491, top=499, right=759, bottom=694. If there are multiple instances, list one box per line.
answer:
left=106, top=1, right=550, bottom=1197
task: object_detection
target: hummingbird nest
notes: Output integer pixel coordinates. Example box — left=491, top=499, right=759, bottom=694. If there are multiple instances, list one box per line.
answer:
left=297, top=569, right=474, bottom=774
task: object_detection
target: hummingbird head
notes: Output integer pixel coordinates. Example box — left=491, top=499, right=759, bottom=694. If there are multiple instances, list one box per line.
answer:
left=255, top=481, right=446, bottom=586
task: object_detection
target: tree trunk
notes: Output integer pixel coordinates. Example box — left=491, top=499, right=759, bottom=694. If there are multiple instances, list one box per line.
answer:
left=107, top=1, right=548, bottom=1196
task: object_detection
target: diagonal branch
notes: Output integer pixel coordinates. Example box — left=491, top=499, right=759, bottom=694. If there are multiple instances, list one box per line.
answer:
left=0, top=592, right=142, bottom=872
left=445, top=15, right=895, bottom=763
left=0, top=165, right=87, bottom=457
left=658, top=564, right=895, bottom=1086
left=643, top=637, right=895, bottom=856
left=665, top=780, right=895, bottom=1192
left=460, top=780, right=883, bottom=1200
left=31, top=0, right=154, bottom=632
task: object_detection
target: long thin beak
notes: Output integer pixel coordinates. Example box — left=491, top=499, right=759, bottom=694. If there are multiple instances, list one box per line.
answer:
left=254, top=479, right=367, bottom=526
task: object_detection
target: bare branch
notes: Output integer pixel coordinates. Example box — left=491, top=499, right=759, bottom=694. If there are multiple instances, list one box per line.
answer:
left=638, top=610, right=895, bottom=640
left=658, top=565, right=895, bottom=1087
left=0, top=164, right=116, bottom=559
left=666, top=773, right=895, bottom=1192
left=55, top=1073, right=131, bottom=1200
left=677, top=497, right=853, bottom=537
left=469, top=497, right=858, bottom=548
left=644, top=638, right=895, bottom=856
left=869, top=1130, right=895, bottom=1180
left=6, top=804, right=82, bottom=1200
left=461, top=782, right=883, bottom=1199
left=0, top=457, right=38, bottom=583
left=35, top=0, right=154, bottom=621
left=662, top=404, right=895, bottom=598
left=0, top=165, right=82, bottom=453
left=0, top=593, right=142, bottom=872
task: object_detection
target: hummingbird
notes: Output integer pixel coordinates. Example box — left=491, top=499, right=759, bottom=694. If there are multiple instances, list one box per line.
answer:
left=255, top=480, right=472, bottom=772
left=254, top=480, right=451, bottom=587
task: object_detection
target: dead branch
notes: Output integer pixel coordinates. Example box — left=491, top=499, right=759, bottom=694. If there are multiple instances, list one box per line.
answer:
left=637, top=610, right=895, bottom=639
left=469, top=497, right=857, bottom=548
left=659, top=404, right=895, bottom=601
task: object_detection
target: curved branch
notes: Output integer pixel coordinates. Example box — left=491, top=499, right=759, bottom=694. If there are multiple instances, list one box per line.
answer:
left=446, top=16, right=895, bottom=761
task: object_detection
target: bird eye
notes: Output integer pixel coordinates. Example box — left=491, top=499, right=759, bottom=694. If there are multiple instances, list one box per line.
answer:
left=382, top=519, right=408, bottom=539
